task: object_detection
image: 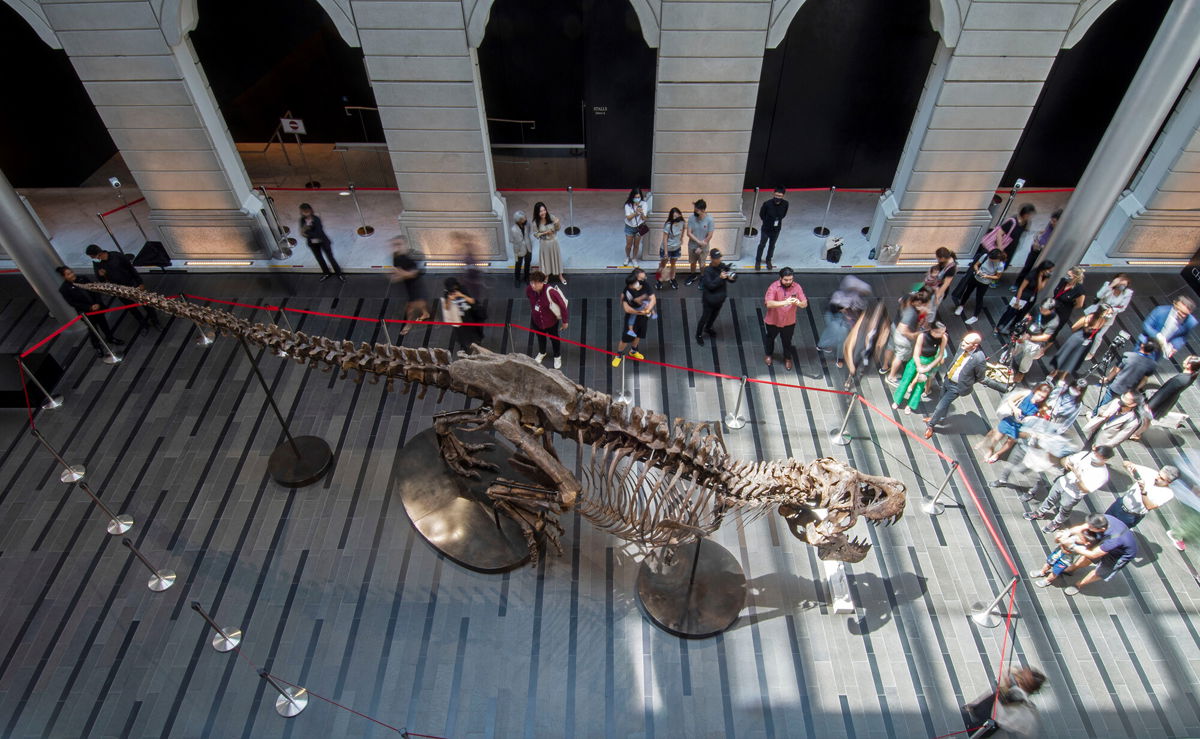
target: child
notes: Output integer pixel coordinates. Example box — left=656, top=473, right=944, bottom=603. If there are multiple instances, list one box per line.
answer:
left=1029, top=526, right=1103, bottom=586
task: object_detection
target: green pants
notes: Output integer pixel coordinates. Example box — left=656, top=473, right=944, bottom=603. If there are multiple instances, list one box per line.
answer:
left=893, top=358, right=927, bottom=410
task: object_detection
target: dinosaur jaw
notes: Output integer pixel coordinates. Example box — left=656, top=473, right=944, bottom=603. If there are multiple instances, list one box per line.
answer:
left=815, top=532, right=873, bottom=563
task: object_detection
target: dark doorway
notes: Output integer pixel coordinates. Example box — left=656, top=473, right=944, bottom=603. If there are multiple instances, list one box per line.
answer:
left=0, top=3, right=116, bottom=187
left=190, top=0, right=379, bottom=143
left=477, top=0, right=655, bottom=189
left=1002, top=0, right=1174, bottom=187
left=746, top=0, right=938, bottom=189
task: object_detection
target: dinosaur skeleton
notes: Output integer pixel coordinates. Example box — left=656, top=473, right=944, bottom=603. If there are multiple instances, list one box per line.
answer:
left=88, top=285, right=906, bottom=564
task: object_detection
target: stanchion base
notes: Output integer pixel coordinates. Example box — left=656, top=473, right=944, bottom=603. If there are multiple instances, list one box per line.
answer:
left=813, top=227, right=831, bottom=237
left=282, top=225, right=290, bottom=234
left=969, top=604, right=1002, bottom=628
left=743, top=227, right=759, bottom=236
left=615, top=390, right=634, bottom=405
left=304, top=181, right=321, bottom=189
left=636, top=538, right=746, bottom=638
left=149, top=569, right=176, bottom=592
left=42, top=395, right=64, bottom=410
left=860, top=227, right=870, bottom=237
left=922, top=501, right=945, bottom=516
left=60, top=464, right=86, bottom=483
left=830, top=431, right=852, bottom=446
left=107, top=514, right=134, bottom=535
left=357, top=226, right=375, bottom=237
left=394, top=428, right=532, bottom=573
left=194, top=330, right=215, bottom=347
left=268, top=435, right=334, bottom=488
left=564, top=226, right=581, bottom=237
left=275, top=687, right=308, bottom=717
left=212, top=628, right=242, bottom=653
left=723, top=414, right=747, bottom=430
left=101, top=353, right=123, bottom=365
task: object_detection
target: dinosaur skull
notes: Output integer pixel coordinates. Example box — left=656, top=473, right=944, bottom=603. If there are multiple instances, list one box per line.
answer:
left=776, top=457, right=906, bottom=562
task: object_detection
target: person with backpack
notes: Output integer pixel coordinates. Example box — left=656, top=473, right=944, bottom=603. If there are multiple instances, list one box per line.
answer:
left=525, top=270, right=569, bottom=369
left=973, top=203, right=1035, bottom=265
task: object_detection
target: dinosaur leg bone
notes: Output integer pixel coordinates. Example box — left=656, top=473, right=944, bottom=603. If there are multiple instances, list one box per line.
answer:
left=492, top=407, right=582, bottom=510
left=433, top=406, right=501, bottom=479
left=486, top=478, right=566, bottom=565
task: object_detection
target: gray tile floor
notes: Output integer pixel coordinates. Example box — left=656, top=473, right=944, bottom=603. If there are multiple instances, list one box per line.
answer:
left=0, top=270, right=1197, bottom=738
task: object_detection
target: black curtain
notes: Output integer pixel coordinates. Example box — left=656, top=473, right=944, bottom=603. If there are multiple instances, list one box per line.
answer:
left=746, top=0, right=938, bottom=188
left=1002, top=0, right=1174, bottom=187
left=477, top=0, right=655, bottom=188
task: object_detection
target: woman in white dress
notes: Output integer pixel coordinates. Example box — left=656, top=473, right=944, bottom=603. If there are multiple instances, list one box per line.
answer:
left=532, top=201, right=564, bottom=285
left=1085, top=273, right=1133, bottom=359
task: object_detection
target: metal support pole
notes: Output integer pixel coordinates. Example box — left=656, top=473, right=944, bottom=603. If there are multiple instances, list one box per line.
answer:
left=79, top=314, right=122, bottom=365
left=505, top=322, right=515, bottom=355
left=349, top=184, right=374, bottom=237
left=121, top=537, right=176, bottom=591
left=830, top=393, right=859, bottom=446
left=295, top=133, right=319, bottom=188
left=969, top=576, right=1018, bottom=628
left=30, top=427, right=86, bottom=483
left=258, top=186, right=293, bottom=239
left=379, top=318, right=393, bottom=346
left=115, top=188, right=148, bottom=240
left=190, top=602, right=243, bottom=652
left=17, top=357, right=63, bottom=409
left=969, top=720, right=998, bottom=739
left=922, top=461, right=961, bottom=516
left=813, top=186, right=835, bottom=237
left=723, top=376, right=748, bottom=430
left=743, top=187, right=760, bottom=236
left=238, top=338, right=301, bottom=457
left=615, top=353, right=633, bottom=405
left=259, top=670, right=309, bottom=717
left=77, top=478, right=134, bottom=534
left=96, top=213, right=125, bottom=253
left=181, top=295, right=216, bottom=348
left=564, top=186, right=581, bottom=237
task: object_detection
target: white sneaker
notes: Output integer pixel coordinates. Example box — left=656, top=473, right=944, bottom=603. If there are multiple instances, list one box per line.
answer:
left=553, top=356, right=562, bottom=369
left=964, top=316, right=978, bottom=325
left=534, top=353, right=546, bottom=363
left=953, top=305, right=963, bottom=316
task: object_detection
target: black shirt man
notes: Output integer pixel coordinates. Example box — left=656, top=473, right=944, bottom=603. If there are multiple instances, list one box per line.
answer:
left=696, top=248, right=734, bottom=345
left=56, top=266, right=125, bottom=355
left=85, top=244, right=158, bottom=331
left=755, top=187, right=789, bottom=270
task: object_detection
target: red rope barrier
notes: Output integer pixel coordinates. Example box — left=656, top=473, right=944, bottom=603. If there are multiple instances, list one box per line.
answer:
left=98, top=197, right=145, bottom=217
left=84, top=302, right=147, bottom=317
left=20, top=315, right=81, bottom=358
left=184, top=294, right=277, bottom=311
left=955, top=465, right=1020, bottom=576
left=855, top=396, right=955, bottom=463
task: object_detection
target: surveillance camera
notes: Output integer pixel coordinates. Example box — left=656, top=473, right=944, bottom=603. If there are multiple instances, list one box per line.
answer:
left=108, top=177, right=121, bottom=188
left=1014, top=178, right=1026, bottom=189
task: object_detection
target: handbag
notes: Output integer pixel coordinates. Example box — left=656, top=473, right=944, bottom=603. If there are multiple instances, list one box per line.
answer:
left=636, top=223, right=650, bottom=236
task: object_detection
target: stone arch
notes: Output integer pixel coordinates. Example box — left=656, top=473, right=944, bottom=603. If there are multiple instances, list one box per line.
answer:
left=2, top=0, right=60, bottom=49
left=1063, top=0, right=1120, bottom=49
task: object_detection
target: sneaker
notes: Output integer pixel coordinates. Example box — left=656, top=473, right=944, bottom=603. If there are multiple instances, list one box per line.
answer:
left=1167, top=530, right=1186, bottom=551
left=1063, top=586, right=1080, bottom=596
left=1023, top=511, right=1045, bottom=521
left=628, top=350, right=644, bottom=360
left=885, top=376, right=900, bottom=388
left=535, top=353, right=546, bottom=363
left=1042, top=522, right=1062, bottom=533
left=611, top=355, right=622, bottom=368
left=684, top=275, right=697, bottom=286
left=953, top=305, right=963, bottom=316
left=921, top=393, right=931, bottom=402
left=319, top=274, right=332, bottom=282
left=656, top=280, right=663, bottom=290
left=990, top=479, right=1007, bottom=488
left=1034, top=578, right=1052, bottom=588
left=670, top=279, right=678, bottom=290
left=904, top=407, right=912, bottom=415
left=878, top=366, right=888, bottom=374
left=1018, top=491, right=1035, bottom=502
left=553, top=356, right=562, bottom=369
left=964, top=316, right=978, bottom=325
left=1009, top=285, right=1018, bottom=293
left=337, top=274, right=346, bottom=282
left=1029, top=568, right=1048, bottom=579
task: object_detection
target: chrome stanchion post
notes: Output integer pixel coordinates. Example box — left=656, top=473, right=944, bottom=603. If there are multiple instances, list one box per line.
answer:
left=96, top=212, right=124, bottom=254
left=969, top=720, right=998, bottom=739
left=743, top=187, right=760, bottom=237
left=969, top=576, right=1018, bottom=628
left=379, top=317, right=394, bottom=346
left=190, top=602, right=243, bottom=652
left=349, top=184, right=375, bottom=237
left=615, top=354, right=633, bottom=405
left=259, top=670, right=308, bottom=717
left=77, top=479, right=134, bottom=535
left=30, top=427, right=86, bottom=483
left=113, top=183, right=148, bottom=240
left=121, top=537, right=176, bottom=591
left=830, top=392, right=858, bottom=446
left=564, top=186, right=581, bottom=237
left=505, top=322, right=515, bottom=355
left=813, top=186, right=835, bottom=237
left=922, top=460, right=960, bottom=516
left=17, top=358, right=63, bottom=409
left=180, top=296, right=216, bottom=347
left=79, top=314, right=123, bottom=365
left=723, top=376, right=748, bottom=430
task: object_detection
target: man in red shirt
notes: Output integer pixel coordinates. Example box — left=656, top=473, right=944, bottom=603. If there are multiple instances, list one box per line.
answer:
left=762, top=267, right=808, bottom=371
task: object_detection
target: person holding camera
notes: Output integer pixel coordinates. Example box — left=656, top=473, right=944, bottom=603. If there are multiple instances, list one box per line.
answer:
left=696, top=248, right=735, bottom=346
left=762, top=267, right=807, bottom=370
left=1095, top=340, right=1157, bottom=409
left=1009, top=299, right=1059, bottom=384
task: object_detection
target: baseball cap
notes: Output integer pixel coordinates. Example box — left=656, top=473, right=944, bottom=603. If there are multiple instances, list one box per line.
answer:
left=709, top=248, right=722, bottom=259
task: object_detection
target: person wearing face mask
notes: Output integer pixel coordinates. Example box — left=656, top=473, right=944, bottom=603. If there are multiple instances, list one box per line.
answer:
left=1024, top=445, right=1113, bottom=532
left=509, top=210, right=534, bottom=285
left=622, top=189, right=647, bottom=266
left=1138, top=296, right=1197, bottom=361
left=84, top=243, right=158, bottom=333
left=924, top=332, right=987, bottom=439
left=1084, top=274, right=1132, bottom=359
left=684, top=199, right=714, bottom=287
left=56, top=266, right=125, bottom=356
left=755, top=187, right=788, bottom=271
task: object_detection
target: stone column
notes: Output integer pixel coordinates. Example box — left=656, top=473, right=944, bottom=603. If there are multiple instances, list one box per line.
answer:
left=43, top=1, right=274, bottom=259
left=869, top=2, right=1081, bottom=258
left=649, top=0, right=772, bottom=259
left=1092, top=62, right=1200, bottom=260
left=0, top=168, right=80, bottom=321
left=352, top=0, right=506, bottom=260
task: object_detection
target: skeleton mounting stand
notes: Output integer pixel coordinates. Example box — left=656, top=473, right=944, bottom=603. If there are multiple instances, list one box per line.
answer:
left=636, top=524, right=747, bottom=638
left=237, top=337, right=333, bottom=487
